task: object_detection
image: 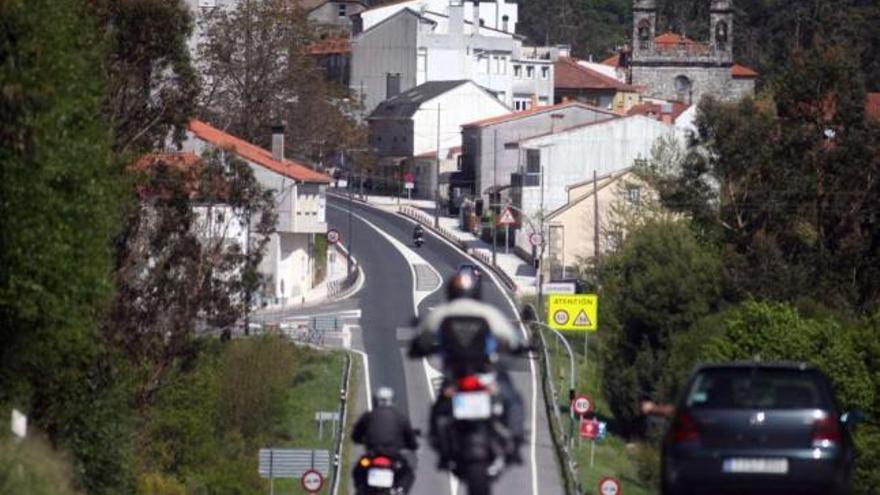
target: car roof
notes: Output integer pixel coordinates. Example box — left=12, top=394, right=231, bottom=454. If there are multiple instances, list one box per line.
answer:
left=694, top=361, right=818, bottom=373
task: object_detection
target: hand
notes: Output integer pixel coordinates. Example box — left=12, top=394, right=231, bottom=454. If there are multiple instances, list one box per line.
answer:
left=640, top=400, right=656, bottom=415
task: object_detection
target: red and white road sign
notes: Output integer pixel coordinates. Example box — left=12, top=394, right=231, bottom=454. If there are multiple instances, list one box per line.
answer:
left=572, top=395, right=593, bottom=415
left=599, top=476, right=621, bottom=495
left=326, top=229, right=341, bottom=244
left=580, top=417, right=600, bottom=439
left=301, top=469, right=324, bottom=493
left=404, top=172, right=415, bottom=183
left=529, top=232, right=544, bottom=247
left=497, top=207, right=516, bottom=226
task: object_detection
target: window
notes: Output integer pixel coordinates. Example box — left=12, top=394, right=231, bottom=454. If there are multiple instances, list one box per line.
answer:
left=479, top=56, right=490, bottom=74
left=541, top=66, right=549, bottom=80
left=626, top=186, right=641, bottom=205
left=715, top=21, right=729, bottom=49
left=514, top=97, right=531, bottom=111
left=502, top=14, right=509, bottom=32
left=526, top=149, right=541, bottom=174
left=526, top=65, right=534, bottom=79
left=386, top=73, right=401, bottom=99
left=637, top=19, right=652, bottom=49
left=499, top=57, right=507, bottom=75
left=338, top=2, right=347, bottom=17
left=538, top=96, right=549, bottom=106
left=513, top=65, right=522, bottom=79
left=493, top=56, right=501, bottom=74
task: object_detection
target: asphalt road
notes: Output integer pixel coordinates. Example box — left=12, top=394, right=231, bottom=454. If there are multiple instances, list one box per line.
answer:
left=327, top=195, right=564, bottom=495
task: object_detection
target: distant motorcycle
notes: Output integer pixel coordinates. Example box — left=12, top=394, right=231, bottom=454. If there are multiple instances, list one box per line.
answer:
left=414, top=236, right=424, bottom=248
left=352, top=452, right=413, bottom=495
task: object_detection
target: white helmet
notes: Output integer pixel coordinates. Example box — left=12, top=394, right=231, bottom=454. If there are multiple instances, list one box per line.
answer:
left=375, top=386, right=394, bottom=407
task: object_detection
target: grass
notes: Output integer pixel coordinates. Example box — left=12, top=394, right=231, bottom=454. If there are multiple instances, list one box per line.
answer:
left=545, top=333, right=650, bottom=495
left=270, top=346, right=348, bottom=494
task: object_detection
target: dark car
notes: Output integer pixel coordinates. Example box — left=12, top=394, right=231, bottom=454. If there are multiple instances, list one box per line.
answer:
left=662, top=362, right=862, bottom=495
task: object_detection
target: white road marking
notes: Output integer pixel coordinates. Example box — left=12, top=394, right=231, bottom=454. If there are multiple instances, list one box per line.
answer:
left=350, top=346, right=373, bottom=412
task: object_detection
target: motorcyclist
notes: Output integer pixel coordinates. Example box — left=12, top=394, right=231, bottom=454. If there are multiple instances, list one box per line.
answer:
left=410, top=270, right=526, bottom=467
left=413, top=224, right=424, bottom=241
left=352, top=387, right=419, bottom=493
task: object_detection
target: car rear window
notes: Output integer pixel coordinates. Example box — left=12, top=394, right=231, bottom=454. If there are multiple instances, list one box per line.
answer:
left=685, top=367, right=833, bottom=410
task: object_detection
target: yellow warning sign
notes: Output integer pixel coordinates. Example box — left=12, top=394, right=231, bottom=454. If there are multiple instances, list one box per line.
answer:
left=547, top=294, right=598, bottom=331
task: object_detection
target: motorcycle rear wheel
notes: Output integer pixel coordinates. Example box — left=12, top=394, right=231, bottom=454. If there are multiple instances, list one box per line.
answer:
left=462, top=462, right=492, bottom=495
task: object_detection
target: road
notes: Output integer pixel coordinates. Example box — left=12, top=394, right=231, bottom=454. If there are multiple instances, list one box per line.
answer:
left=326, top=195, right=564, bottom=495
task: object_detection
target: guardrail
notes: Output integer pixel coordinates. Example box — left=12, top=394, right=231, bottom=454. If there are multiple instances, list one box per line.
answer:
left=330, top=353, right=352, bottom=495
left=328, top=244, right=360, bottom=298
left=399, top=205, right=518, bottom=292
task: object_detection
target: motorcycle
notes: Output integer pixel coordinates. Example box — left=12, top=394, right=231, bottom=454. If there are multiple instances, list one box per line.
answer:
left=414, top=235, right=424, bottom=248
left=353, top=452, right=412, bottom=495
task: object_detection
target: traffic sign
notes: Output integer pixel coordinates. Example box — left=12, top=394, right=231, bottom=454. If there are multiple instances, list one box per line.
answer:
left=326, top=229, right=341, bottom=245
left=599, top=477, right=621, bottom=495
left=404, top=172, right=415, bottom=183
left=542, top=282, right=576, bottom=294
left=497, top=207, right=516, bottom=226
left=301, top=469, right=324, bottom=493
left=547, top=294, right=598, bottom=331
left=580, top=417, right=600, bottom=439
left=597, top=420, right=608, bottom=440
left=572, top=395, right=593, bottom=415
left=404, top=181, right=415, bottom=190
left=529, top=232, right=544, bottom=247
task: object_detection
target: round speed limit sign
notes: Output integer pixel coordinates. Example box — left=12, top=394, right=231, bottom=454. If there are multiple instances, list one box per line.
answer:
left=599, top=477, right=621, bottom=495
left=572, top=395, right=593, bottom=415
left=301, top=469, right=324, bottom=493
left=326, top=229, right=341, bottom=245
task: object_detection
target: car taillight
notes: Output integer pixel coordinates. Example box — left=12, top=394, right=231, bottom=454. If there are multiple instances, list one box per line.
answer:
left=672, top=412, right=701, bottom=444
left=812, top=416, right=841, bottom=447
left=372, top=456, right=392, bottom=468
left=458, top=375, right=483, bottom=391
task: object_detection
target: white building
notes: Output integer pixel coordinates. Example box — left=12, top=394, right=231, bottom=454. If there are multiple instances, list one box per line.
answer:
left=350, top=4, right=555, bottom=115
left=368, top=80, right=509, bottom=197
left=510, top=115, right=679, bottom=254
left=183, top=120, right=332, bottom=306
left=355, top=0, right=518, bottom=35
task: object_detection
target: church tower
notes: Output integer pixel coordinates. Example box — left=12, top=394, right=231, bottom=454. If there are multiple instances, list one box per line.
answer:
left=709, top=0, right=734, bottom=65
left=631, top=0, right=656, bottom=61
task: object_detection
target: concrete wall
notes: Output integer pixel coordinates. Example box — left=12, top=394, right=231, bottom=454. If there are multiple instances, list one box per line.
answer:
left=351, top=11, right=420, bottom=113
left=466, top=105, right=620, bottom=198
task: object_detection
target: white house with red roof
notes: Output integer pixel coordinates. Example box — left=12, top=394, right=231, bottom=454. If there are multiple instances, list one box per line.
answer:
left=183, top=120, right=332, bottom=306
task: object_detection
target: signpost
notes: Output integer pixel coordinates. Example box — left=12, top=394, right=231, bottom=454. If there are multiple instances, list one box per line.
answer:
left=542, top=282, right=576, bottom=294
left=599, top=476, right=621, bottom=495
left=547, top=294, right=598, bottom=332
left=301, top=469, right=324, bottom=494
left=580, top=417, right=600, bottom=439
left=404, top=172, right=415, bottom=199
left=258, top=448, right=330, bottom=495
left=326, top=229, right=341, bottom=245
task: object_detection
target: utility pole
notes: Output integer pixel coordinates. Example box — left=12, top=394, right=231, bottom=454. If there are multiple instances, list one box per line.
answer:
left=434, top=104, right=441, bottom=227
left=593, top=169, right=599, bottom=262
left=492, top=128, right=498, bottom=266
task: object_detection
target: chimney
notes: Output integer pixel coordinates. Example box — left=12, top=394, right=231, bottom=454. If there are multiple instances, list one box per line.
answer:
left=471, top=0, right=480, bottom=35
left=660, top=103, right=673, bottom=124
left=449, top=0, right=463, bottom=36
left=272, top=124, right=285, bottom=161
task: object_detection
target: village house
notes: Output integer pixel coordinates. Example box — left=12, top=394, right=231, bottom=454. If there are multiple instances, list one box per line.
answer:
left=182, top=120, right=332, bottom=307
left=553, top=56, right=642, bottom=112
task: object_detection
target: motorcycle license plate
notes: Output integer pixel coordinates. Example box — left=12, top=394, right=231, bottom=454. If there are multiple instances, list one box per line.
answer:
left=453, top=391, right=492, bottom=419
left=367, top=468, right=395, bottom=488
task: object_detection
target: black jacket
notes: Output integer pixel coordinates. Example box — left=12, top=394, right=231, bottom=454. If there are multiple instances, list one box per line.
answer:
left=352, top=406, right=418, bottom=456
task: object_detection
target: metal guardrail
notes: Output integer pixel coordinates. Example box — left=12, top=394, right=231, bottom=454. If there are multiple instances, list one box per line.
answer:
left=330, top=353, right=352, bottom=495
left=399, top=205, right=518, bottom=292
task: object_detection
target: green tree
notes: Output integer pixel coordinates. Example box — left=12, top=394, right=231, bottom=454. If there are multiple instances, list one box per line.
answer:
left=0, top=0, right=133, bottom=492
left=596, top=219, right=723, bottom=433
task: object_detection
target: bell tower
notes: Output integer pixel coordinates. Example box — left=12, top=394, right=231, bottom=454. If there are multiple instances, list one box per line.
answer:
left=632, top=0, right=656, bottom=61
left=710, top=0, right=734, bottom=64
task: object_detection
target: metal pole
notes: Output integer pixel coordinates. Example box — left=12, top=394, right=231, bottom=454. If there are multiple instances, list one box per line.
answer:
left=434, top=104, right=441, bottom=227
left=590, top=439, right=596, bottom=468
left=593, top=168, right=599, bottom=261
left=492, top=128, right=498, bottom=266
left=269, top=450, right=274, bottom=495
left=537, top=148, right=546, bottom=322
left=533, top=322, right=575, bottom=403
left=505, top=224, right=510, bottom=254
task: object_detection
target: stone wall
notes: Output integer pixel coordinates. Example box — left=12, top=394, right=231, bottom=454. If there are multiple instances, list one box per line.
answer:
left=632, top=65, right=742, bottom=103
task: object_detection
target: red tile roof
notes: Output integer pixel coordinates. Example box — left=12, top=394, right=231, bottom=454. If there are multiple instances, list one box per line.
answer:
left=188, top=120, right=331, bottom=183
left=462, top=101, right=620, bottom=128
left=627, top=101, right=691, bottom=121
left=414, top=146, right=462, bottom=159
left=655, top=32, right=695, bottom=45
left=600, top=53, right=620, bottom=67
left=867, top=93, right=880, bottom=119
left=732, top=63, right=758, bottom=78
left=554, top=57, right=639, bottom=91
left=306, top=37, right=351, bottom=55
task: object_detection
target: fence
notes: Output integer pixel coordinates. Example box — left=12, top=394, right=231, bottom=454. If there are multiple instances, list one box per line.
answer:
left=330, top=353, right=352, bottom=495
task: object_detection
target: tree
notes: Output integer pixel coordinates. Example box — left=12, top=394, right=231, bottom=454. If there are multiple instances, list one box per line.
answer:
left=649, top=45, right=880, bottom=313
left=108, top=150, right=276, bottom=404
left=595, top=219, right=723, bottom=433
left=98, top=0, right=199, bottom=154
left=196, top=0, right=366, bottom=163
left=0, top=0, right=135, bottom=492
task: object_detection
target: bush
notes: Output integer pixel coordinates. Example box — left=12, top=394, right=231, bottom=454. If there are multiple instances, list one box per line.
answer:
left=0, top=436, right=79, bottom=495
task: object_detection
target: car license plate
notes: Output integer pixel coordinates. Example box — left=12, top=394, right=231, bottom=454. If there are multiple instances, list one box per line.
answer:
left=367, top=468, right=394, bottom=488
left=723, top=458, right=788, bottom=474
left=452, top=391, right=492, bottom=419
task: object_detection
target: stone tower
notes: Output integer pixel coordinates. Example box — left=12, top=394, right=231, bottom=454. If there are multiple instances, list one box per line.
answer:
left=629, top=0, right=751, bottom=103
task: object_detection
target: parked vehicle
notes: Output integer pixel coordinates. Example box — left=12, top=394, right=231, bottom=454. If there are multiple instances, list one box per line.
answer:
left=661, top=362, right=862, bottom=495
